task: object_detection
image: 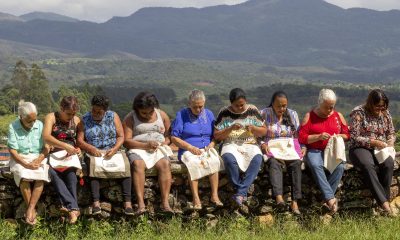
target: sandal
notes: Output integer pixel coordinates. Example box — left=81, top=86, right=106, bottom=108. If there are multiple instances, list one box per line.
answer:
left=231, top=194, right=244, bottom=208
left=135, top=207, right=148, bottom=216
left=92, top=206, right=102, bottom=216
left=123, top=207, right=135, bottom=216
left=158, top=207, right=174, bottom=217
left=210, top=200, right=224, bottom=208
left=69, top=210, right=80, bottom=224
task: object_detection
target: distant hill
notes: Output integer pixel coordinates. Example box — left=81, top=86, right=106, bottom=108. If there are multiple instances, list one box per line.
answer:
left=20, top=11, right=79, bottom=22
left=0, top=12, right=23, bottom=22
left=0, top=0, right=400, bottom=69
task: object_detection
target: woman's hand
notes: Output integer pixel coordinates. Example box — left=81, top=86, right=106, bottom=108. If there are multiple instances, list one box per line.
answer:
left=371, top=139, right=387, bottom=150
left=147, top=141, right=159, bottom=151
left=318, top=132, right=331, bottom=141
left=301, top=147, right=307, bottom=157
left=104, top=148, right=118, bottom=158
left=91, top=147, right=102, bottom=157
left=65, top=144, right=79, bottom=155
left=246, top=125, right=255, bottom=134
left=261, top=143, right=271, bottom=155
left=189, top=146, right=202, bottom=155
left=230, top=123, right=242, bottom=131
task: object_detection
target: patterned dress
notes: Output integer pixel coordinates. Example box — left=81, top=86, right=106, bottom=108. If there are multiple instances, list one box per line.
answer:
left=82, top=110, right=116, bottom=150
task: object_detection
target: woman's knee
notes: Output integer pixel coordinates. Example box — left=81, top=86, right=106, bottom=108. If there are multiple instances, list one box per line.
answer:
left=156, top=158, right=170, bottom=172
left=132, top=160, right=146, bottom=171
left=222, top=153, right=236, bottom=163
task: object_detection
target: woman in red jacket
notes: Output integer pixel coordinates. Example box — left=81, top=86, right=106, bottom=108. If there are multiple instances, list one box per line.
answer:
left=299, top=89, right=349, bottom=214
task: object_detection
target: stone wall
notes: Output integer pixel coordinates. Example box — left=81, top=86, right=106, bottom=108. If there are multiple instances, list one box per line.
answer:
left=0, top=155, right=400, bottom=219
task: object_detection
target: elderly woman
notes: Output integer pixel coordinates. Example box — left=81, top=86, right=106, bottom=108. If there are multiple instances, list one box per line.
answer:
left=123, top=92, right=173, bottom=215
left=43, top=96, right=81, bottom=223
left=171, top=90, right=223, bottom=210
left=349, top=89, right=395, bottom=215
left=299, top=89, right=349, bottom=214
left=77, top=95, right=133, bottom=216
left=261, top=91, right=305, bottom=215
left=7, top=101, right=50, bottom=225
left=214, top=88, right=266, bottom=207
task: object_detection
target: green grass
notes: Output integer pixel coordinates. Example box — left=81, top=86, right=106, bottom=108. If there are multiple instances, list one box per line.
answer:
left=2, top=213, right=400, bottom=240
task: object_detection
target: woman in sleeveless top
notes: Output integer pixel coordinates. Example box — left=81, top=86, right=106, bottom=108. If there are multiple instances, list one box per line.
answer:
left=214, top=88, right=267, bottom=207
left=77, top=95, right=133, bottom=216
left=123, top=92, right=173, bottom=215
left=299, top=89, right=349, bottom=215
left=43, top=96, right=81, bottom=224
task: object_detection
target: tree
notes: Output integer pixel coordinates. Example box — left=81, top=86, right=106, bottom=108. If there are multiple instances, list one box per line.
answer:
left=10, top=60, right=29, bottom=99
left=25, top=64, right=55, bottom=114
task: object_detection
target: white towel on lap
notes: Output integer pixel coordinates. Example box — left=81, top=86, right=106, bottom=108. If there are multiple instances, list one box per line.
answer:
left=128, top=145, right=173, bottom=169
left=181, top=148, right=224, bottom=181
left=221, top=143, right=262, bottom=172
left=323, top=135, right=346, bottom=173
left=49, top=150, right=82, bottom=169
left=10, top=154, right=50, bottom=186
left=374, top=147, right=396, bottom=164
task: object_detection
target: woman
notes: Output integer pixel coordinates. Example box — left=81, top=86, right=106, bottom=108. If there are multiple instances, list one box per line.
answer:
left=261, top=91, right=305, bottom=215
left=43, top=96, right=81, bottom=223
left=7, top=101, right=50, bottom=225
left=77, top=95, right=133, bottom=216
left=299, top=89, right=349, bottom=214
left=171, top=90, right=223, bottom=210
left=214, top=88, right=266, bottom=207
left=123, top=92, right=173, bottom=215
left=349, top=89, right=395, bottom=215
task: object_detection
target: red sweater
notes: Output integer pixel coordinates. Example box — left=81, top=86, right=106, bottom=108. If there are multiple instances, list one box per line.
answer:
left=299, top=111, right=349, bottom=150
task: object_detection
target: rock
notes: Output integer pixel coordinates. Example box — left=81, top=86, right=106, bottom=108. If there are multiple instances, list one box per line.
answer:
left=206, top=219, right=219, bottom=229
left=102, top=185, right=123, bottom=202
left=255, top=214, right=274, bottom=227
left=320, top=214, right=333, bottom=225
left=100, top=202, right=112, bottom=212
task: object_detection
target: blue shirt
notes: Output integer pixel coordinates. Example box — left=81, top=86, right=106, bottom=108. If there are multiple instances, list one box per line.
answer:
left=171, top=108, right=215, bottom=160
left=82, top=111, right=116, bottom=150
left=7, top=119, right=43, bottom=154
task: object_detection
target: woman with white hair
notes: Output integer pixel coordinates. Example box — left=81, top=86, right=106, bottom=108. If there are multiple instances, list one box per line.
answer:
left=299, top=89, right=349, bottom=214
left=171, top=90, right=223, bottom=210
left=7, top=101, right=50, bottom=225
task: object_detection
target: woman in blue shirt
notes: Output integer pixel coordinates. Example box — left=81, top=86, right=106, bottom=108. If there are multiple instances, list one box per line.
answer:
left=77, top=95, right=133, bottom=216
left=171, top=90, right=223, bottom=210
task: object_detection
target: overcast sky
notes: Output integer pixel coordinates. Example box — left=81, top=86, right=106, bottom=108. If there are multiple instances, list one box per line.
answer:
left=1, top=0, right=400, bottom=23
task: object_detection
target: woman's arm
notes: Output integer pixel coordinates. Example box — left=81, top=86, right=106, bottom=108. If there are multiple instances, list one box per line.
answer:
left=160, top=110, right=171, bottom=146
left=337, top=112, right=350, bottom=141
left=42, top=113, right=77, bottom=155
left=76, top=120, right=101, bottom=156
left=104, top=113, right=124, bottom=157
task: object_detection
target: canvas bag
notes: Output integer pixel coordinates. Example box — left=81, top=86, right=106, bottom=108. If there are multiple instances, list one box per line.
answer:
left=49, top=150, right=82, bottom=169
left=374, top=147, right=396, bottom=164
left=266, top=138, right=303, bottom=161
left=88, top=151, right=130, bottom=178
left=182, top=147, right=224, bottom=181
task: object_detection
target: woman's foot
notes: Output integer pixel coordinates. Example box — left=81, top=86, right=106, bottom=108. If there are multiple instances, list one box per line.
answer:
left=210, top=198, right=224, bottom=208
left=25, top=208, right=36, bottom=226
left=92, top=202, right=101, bottom=216
left=231, top=194, right=244, bottom=207
left=290, top=201, right=301, bottom=215
left=381, top=202, right=395, bottom=217
left=123, top=202, right=134, bottom=216
left=275, top=195, right=286, bottom=211
left=69, top=210, right=80, bottom=224
left=327, top=198, right=338, bottom=215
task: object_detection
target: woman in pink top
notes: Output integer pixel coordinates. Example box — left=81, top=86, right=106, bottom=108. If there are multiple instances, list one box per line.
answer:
left=299, top=89, right=349, bottom=214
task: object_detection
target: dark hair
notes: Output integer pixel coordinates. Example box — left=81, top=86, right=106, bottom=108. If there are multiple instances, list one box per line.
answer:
left=91, top=95, right=110, bottom=110
left=364, top=89, right=389, bottom=114
left=229, top=88, right=246, bottom=103
left=269, top=91, right=296, bottom=134
left=60, top=96, right=79, bottom=111
left=133, top=92, right=159, bottom=112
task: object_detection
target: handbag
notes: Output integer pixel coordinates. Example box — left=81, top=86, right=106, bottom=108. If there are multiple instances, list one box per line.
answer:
left=88, top=151, right=131, bottom=178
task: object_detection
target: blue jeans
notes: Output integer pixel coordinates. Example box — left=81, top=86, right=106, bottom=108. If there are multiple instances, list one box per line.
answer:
left=49, top=168, right=79, bottom=210
left=222, top=153, right=262, bottom=197
left=306, top=149, right=344, bottom=201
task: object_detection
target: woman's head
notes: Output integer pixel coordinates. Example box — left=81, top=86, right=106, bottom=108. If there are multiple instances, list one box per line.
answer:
left=188, top=89, right=206, bottom=116
left=18, top=100, right=37, bottom=129
left=229, top=88, right=247, bottom=113
left=317, top=89, right=336, bottom=117
left=60, top=96, right=79, bottom=121
left=91, top=95, right=110, bottom=121
left=133, top=92, right=159, bottom=120
left=365, top=89, right=389, bottom=116
left=269, top=91, right=288, bottom=117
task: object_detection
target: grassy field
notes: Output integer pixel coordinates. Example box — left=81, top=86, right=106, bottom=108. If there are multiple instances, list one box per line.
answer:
left=2, top=213, right=400, bottom=240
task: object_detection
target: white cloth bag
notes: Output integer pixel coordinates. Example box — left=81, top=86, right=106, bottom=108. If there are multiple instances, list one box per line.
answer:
left=10, top=153, right=50, bottom=186
left=374, top=147, right=396, bottom=164
left=181, top=148, right=224, bottom=181
left=128, top=145, right=173, bottom=169
left=49, top=150, right=82, bottom=169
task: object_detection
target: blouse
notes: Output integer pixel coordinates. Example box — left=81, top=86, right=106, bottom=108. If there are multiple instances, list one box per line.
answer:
left=214, top=104, right=264, bottom=144
left=299, top=110, right=349, bottom=150
left=349, top=105, right=395, bottom=149
left=7, top=119, right=43, bottom=154
left=171, top=108, right=215, bottom=160
left=82, top=110, right=117, bottom=150
left=261, top=107, right=300, bottom=143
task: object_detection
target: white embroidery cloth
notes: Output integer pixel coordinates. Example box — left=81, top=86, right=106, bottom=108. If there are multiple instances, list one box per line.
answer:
left=10, top=154, right=50, bottom=186
left=221, top=143, right=262, bottom=172
left=374, top=147, right=396, bottom=164
left=181, top=148, right=224, bottom=181
left=323, top=135, right=346, bottom=173
left=128, top=145, right=173, bottom=169
left=266, top=138, right=303, bottom=161
left=49, top=150, right=82, bottom=169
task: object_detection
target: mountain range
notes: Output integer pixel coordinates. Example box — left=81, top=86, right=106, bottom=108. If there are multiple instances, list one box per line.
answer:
left=0, top=0, right=400, bottom=68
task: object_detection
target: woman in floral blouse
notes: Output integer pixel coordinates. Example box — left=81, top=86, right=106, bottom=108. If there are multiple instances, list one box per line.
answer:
left=349, top=89, right=396, bottom=215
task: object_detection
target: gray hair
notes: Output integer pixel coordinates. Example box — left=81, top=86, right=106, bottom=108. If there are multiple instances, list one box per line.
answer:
left=188, top=89, right=206, bottom=102
left=18, top=100, right=37, bottom=119
left=318, top=89, right=337, bottom=105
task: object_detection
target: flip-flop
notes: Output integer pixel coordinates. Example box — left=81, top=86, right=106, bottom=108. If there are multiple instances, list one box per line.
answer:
left=158, top=207, right=174, bottom=218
